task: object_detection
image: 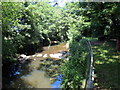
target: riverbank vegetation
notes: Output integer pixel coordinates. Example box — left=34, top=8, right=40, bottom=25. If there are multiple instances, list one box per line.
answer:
left=61, top=38, right=91, bottom=88
left=2, top=1, right=120, bottom=89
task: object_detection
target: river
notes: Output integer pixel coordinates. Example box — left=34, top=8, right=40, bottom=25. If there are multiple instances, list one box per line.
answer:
left=8, top=42, right=69, bottom=88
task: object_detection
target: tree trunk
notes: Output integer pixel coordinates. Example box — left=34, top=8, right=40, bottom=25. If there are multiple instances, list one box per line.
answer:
left=117, top=39, right=120, bottom=51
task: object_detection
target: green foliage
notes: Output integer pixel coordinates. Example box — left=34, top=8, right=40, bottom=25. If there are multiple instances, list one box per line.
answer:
left=80, top=2, right=120, bottom=38
left=61, top=38, right=90, bottom=88
left=2, top=2, right=24, bottom=63
left=64, top=2, right=120, bottom=38
left=2, top=38, right=17, bottom=63
left=2, top=2, right=24, bottom=36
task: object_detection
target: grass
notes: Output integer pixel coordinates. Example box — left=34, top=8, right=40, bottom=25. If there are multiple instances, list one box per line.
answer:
left=92, top=40, right=120, bottom=89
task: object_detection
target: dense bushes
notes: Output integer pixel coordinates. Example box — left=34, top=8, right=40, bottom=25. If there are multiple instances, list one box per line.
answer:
left=61, top=37, right=90, bottom=88
left=2, top=2, right=23, bottom=62
left=2, top=39, right=17, bottom=63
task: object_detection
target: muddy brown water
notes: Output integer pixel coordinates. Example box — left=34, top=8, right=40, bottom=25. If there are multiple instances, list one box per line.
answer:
left=9, top=42, right=68, bottom=88
left=29, top=43, right=68, bottom=70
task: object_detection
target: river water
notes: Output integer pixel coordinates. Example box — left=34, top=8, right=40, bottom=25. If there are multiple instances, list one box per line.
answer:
left=9, top=42, right=69, bottom=88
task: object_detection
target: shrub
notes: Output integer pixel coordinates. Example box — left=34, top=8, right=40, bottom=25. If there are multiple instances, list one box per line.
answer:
left=61, top=37, right=90, bottom=88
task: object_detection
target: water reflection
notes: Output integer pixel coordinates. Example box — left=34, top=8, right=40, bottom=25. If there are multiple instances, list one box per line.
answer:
left=52, top=74, right=63, bottom=88
left=21, top=70, right=51, bottom=88
left=14, top=71, right=21, bottom=75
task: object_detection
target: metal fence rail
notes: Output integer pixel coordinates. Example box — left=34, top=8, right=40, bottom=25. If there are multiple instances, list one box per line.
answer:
left=86, top=40, right=94, bottom=89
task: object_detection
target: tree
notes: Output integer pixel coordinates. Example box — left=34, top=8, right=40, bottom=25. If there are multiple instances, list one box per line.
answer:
left=80, top=2, right=120, bottom=38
